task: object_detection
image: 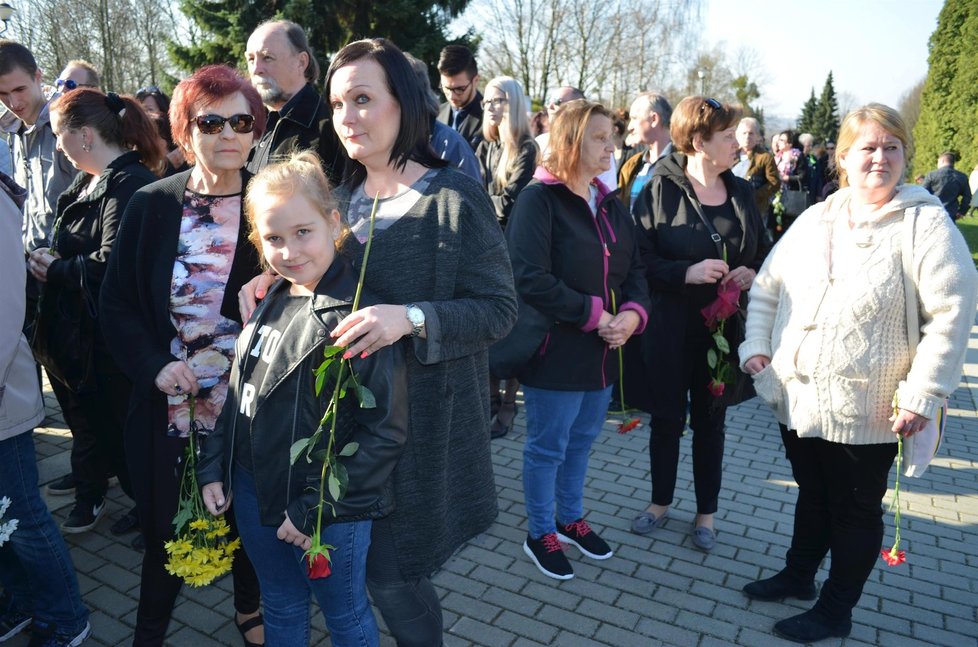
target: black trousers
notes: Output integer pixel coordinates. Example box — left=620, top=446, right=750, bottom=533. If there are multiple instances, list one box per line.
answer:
left=779, top=425, right=897, bottom=620
left=126, top=402, right=260, bottom=647
left=55, top=349, right=135, bottom=504
left=648, top=334, right=727, bottom=514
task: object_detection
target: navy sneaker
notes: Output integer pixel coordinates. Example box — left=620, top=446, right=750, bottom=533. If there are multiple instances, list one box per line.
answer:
left=556, top=519, right=613, bottom=560
left=0, top=606, right=31, bottom=642
left=27, top=621, right=91, bottom=647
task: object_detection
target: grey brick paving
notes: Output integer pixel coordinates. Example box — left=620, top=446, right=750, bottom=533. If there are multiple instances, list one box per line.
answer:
left=6, top=315, right=978, bottom=646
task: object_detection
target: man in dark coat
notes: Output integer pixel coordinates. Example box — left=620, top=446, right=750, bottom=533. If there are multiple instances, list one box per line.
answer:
left=244, top=20, right=346, bottom=184
left=436, top=44, right=483, bottom=151
left=923, top=151, right=972, bottom=220
left=733, top=117, right=780, bottom=220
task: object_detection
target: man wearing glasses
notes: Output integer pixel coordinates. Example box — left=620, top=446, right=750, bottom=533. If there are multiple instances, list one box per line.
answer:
left=436, top=45, right=483, bottom=151
left=244, top=19, right=346, bottom=184
left=54, top=60, right=101, bottom=94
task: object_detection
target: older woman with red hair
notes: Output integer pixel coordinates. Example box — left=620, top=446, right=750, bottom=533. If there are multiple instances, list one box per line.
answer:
left=100, top=65, right=266, bottom=647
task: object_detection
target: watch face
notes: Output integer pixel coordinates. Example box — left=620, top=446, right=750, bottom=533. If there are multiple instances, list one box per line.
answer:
left=408, top=306, right=425, bottom=325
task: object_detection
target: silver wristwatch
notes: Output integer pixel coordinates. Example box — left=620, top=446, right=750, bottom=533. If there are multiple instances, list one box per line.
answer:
left=405, top=303, right=425, bottom=337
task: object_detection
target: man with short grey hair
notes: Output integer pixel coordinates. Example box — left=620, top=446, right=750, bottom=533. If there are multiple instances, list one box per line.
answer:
left=734, top=116, right=779, bottom=219
left=244, top=20, right=345, bottom=183
left=618, top=92, right=673, bottom=223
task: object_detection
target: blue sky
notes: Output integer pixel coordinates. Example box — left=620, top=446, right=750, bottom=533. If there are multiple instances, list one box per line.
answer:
left=704, top=0, right=943, bottom=119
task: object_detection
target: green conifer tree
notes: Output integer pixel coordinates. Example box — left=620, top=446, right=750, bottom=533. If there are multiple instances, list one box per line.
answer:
left=813, top=72, right=839, bottom=143
left=169, top=0, right=474, bottom=83
left=797, top=88, right=818, bottom=135
left=912, top=0, right=978, bottom=177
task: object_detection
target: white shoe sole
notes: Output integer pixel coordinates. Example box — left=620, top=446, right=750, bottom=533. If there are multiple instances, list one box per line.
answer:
left=555, top=532, right=614, bottom=560
left=0, top=616, right=31, bottom=641
left=522, top=541, right=574, bottom=580
left=66, top=621, right=91, bottom=646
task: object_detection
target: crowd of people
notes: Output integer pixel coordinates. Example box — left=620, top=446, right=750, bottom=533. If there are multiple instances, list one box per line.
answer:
left=0, top=20, right=976, bottom=647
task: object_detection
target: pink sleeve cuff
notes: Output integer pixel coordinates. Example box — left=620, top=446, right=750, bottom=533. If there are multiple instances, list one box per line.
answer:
left=581, top=295, right=604, bottom=332
left=620, top=302, right=649, bottom=334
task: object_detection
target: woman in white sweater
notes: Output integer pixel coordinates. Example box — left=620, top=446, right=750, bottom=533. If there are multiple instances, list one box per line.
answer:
left=739, top=104, right=978, bottom=643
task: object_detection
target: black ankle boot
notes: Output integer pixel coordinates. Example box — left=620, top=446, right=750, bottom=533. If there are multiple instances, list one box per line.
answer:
left=743, top=571, right=817, bottom=601
left=773, top=608, right=852, bottom=643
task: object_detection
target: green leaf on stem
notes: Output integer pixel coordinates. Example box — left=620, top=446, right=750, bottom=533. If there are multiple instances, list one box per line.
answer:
left=290, top=437, right=311, bottom=465
left=315, top=371, right=326, bottom=397
left=355, top=385, right=376, bottom=409
left=339, top=442, right=359, bottom=457
left=334, top=462, right=349, bottom=500
left=328, top=472, right=341, bottom=501
left=311, top=449, right=328, bottom=462
left=707, top=348, right=718, bottom=369
left=324, top=345, right=344, bottom=359
left=714, top=333, right=730, bottom=354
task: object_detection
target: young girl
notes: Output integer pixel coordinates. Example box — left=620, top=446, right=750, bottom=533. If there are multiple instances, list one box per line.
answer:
left=197, top=151, right=408, bottom=647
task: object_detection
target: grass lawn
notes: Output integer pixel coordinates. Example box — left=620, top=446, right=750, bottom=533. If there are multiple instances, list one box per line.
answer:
left=957, top=213, right=978, bottom=268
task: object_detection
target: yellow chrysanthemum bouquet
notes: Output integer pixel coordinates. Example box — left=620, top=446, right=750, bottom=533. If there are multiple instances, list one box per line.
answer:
left=165, top=396, right=241, bottom=587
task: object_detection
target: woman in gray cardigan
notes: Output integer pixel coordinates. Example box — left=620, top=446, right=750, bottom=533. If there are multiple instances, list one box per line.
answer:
left=243, top=39, right=516, bottom=646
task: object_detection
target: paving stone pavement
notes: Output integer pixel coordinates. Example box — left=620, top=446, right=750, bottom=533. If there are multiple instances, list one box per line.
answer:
left=9, top=316, right=978, bottom=646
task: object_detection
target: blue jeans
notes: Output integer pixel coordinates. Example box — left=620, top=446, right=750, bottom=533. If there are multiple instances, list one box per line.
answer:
left=522, top=385, right=613, bottom=538
left=232, top=467, right=378, bottom=647
left=0, top=431, right=89, bottom=635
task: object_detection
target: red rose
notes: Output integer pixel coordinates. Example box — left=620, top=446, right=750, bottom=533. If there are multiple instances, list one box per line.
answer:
left=700, top=280, right=741, bottom=330
left=707, top=379, right=725, bottom=397
left=306, top=551, right=332, bottom=579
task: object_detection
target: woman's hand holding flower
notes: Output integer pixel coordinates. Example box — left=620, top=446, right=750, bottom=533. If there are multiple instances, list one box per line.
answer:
left=599, top=310, right=640, bottom=349
left=890, top=408, right=929, bottom=438
left=685, top=259, right=729, bottom=284
left=202, top=482, right=230, bottom=515
left=332, top=304, right=416, bottom=359
left=155, top=360, right=200, bottom=396
left=721, top=266, right=756, bottom=292
left=277, top=515, right=312, bottom=550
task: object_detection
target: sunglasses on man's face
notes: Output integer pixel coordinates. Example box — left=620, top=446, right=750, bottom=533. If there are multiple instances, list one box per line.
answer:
left=194, top=113, right=256, bottom=135
left=55, top=79, right=95, bottom=91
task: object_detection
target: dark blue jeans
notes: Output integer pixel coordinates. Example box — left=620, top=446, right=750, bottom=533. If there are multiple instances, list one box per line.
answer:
left=522, top=385, right=613, bottom=538
left=232, top=467, right=378, bottom=647
left=0, top=431, right=89, bottom=635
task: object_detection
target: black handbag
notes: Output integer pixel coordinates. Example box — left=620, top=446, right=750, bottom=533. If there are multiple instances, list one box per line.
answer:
left=28, top=258, right=98, bottom=394
left=488, top=297, right=553, bottom=380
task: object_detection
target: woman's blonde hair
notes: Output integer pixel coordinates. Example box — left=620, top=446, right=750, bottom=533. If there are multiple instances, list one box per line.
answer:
left=544, top=99, right=612, bottom=183
left=835, top=103, right=911, bottom=188
left=481, top=76, right=537, bottom=187
left=244, top=150, right=344, bottom=267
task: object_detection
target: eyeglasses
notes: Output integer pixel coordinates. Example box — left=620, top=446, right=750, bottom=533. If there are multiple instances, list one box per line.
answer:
left=137, top=85, right=161, bottom=97
left=442, top=80, right=472, bottom=95
left=194, top=113, right=256, bottom=135
left=482, top=97, right=508, bottom=108
left=55, top=79, right=96, bottom=91
left=701, top=97, right=722, bottom=111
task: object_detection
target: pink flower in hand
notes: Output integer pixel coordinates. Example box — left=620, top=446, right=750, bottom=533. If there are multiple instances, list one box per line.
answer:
left=701, top=280, right=741, bottom=331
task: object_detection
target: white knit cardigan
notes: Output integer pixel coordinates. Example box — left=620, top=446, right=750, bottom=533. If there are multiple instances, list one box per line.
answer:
left=740, top=185, right=978, bottom=445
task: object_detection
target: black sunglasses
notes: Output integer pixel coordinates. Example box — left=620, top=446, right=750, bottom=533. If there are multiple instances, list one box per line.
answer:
left=55, top=79, right=96, bottom=91
left=137, top=85, right=161, bottom=97
left=194, top=113, right=256, bottom=135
